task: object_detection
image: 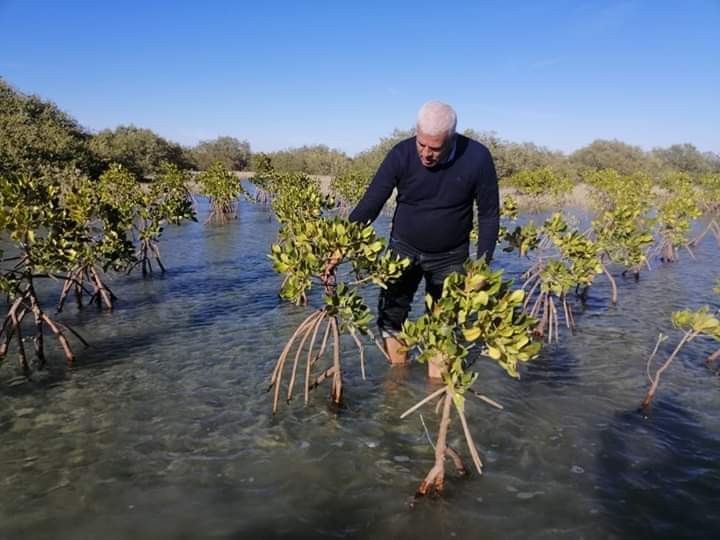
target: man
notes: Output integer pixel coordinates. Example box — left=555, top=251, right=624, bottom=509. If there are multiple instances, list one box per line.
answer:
left=334, top=101, right=499, bottom=378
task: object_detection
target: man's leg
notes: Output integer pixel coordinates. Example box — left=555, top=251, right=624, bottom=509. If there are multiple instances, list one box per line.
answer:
left=377, top=256, right=423, bottom=365
left=384, top=333, right=408, bottom=364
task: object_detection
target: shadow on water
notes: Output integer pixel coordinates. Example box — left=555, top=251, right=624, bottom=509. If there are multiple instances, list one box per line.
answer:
left=521, top=343, right=581, bottom=388
left=0, top=327, right=171, bottom=397
left=597, top=398, right=720, bottom=539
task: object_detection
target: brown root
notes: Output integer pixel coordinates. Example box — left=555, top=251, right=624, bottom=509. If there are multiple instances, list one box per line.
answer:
left=416, top=392, right=453, bottom=497
left=642, top=330, right=695, bottom=411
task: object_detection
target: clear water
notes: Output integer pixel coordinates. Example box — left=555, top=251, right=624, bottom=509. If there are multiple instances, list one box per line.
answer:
left=1, top=198, right=719, bottom=539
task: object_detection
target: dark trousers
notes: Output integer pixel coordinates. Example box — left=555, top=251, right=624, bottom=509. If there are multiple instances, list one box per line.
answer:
left=378, top=237, right=469, bottom=333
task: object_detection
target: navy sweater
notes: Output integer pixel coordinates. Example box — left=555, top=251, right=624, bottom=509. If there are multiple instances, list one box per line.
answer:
left=349, top=135, right=499, bottom=260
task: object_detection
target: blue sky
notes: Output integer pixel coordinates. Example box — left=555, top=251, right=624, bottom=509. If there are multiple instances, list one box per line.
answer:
left=1, top=0, right=718, bottom=155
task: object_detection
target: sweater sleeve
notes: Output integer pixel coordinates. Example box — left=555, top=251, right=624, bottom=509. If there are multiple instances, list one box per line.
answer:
left=348, top=146, right=402, bottom=224
left=476, top=151, right=500, bottom=262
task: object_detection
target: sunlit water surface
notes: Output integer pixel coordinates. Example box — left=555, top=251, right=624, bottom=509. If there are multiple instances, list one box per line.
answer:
left=1, top=197, right=719, bottom=539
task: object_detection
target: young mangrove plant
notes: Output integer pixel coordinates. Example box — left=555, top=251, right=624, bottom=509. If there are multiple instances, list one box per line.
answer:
left=520, top=213, right=603, bottom=342
left=399, top=260, right=541, bottom=496
left=267, top=176, right=408, bottom=411
left=0, top=174, right=88, bottom=373
left=691, top=173, right=720, bottom=248
left=249, top=153, right=275, bottom=205
left=268, top=215, right=409, bottom=412
left=586, top=170, right=655, bottom=286
left=197, top=161, right=246, bottom=224
left=56, top=171, right=135, bottom=311
left=642, top=292, right=720, bottom=411
left=128, top=162, right=196, bottom=275
left=652, top=172, right=701, bottom=263
left=592, top=205, right=654, bottom=292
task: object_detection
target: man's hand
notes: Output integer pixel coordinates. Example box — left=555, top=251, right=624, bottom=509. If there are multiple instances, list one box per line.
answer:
left=322, top=249, right=343, bottom=284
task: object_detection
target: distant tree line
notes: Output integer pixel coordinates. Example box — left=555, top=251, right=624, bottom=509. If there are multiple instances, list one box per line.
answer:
left=2, top=78, right=718, bottom=184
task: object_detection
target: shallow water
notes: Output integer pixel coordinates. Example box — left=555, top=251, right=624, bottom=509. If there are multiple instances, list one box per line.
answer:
left=1, top=198, right=719, bottom=539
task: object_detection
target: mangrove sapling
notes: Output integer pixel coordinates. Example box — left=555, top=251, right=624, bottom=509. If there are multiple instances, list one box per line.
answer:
left=56, top=172, right=135, bottom=311
left=591, top=205, right=654, bottom=294
left=642, top=306, right=720, bottom=411
left=127, top=162, right=196, bottom=275
left=197, top=161, right=247, bottom=224
left=249, top=153, right=275, bottom=206
left=651, top=172, right=702, bottom=263
left=690, top=173, right=720, bottom=248
left=519, top=213, right=603, bottom=342
left=584, top=170, right=655, bottom=289
left=0, top=174, right=89, bottom=373
left=267, top=215, right=409, bottom=412
left=399, top=260, right=541, bottom=496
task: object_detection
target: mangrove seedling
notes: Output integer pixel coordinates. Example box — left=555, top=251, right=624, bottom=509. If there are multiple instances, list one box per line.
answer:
left=197, top=161, right=246, bottom=224
left=267, top=215, right=409, bottom=411
left=56, top=170, right=135, bottom=310
left=127, top=162, right=196, bottom=275
left=691, top=173, right=720, bottom=248
left=399, top=259, right=541, bottom=496
left=521, top=213, right=603, bottom=342
left=652, top=172, right=701, bottom=263
left=642, top=304, right=720, bottom=411
left=0, top=174, right=88, bottom=373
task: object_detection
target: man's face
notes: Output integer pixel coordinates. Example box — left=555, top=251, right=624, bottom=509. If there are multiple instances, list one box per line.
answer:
left=416, top=129, right=453, bottom=168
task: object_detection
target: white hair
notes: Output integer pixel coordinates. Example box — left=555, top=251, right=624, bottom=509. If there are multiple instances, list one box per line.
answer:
left=416, top=101, right=457, bottom=137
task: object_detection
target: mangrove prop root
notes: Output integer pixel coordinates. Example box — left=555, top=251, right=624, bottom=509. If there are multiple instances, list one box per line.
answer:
left=30, top=295, right=46, bottom=370
left=602, top=264, right=618, bottom=305
left=90, top=267, right=115, bottom=309
left=304, top=313, right=328, bottom=405
left=41, top=314, right=76, bottom=366
left=309, top=365, right=336, bottom=391
left=348, top=326, right=366, bottom=380
left=365, top=327, right=391, bottom=362
left=2, top=285, right=85, bottom=372
left=270, top=311, right=323, bottom=413
left=287, top=312, right=323, bottom=403
left=270, top=308, right=370, bottom=412
left=469, top=390, right=504, bottom=410
left=57, top=270, right=95, bottom=312
left=707, top=347, right=720, bottom=368
left=445, top=446, right=468, bottom=476
left=416, top=392, right=453, bottom=497
left=11, top=310, right=29, bottom=374
left=400, top=386, right=447, bottom=419
left=455, top=400, right=484, bottom=474
left=268, top=312, right=319, bottom=389
left=1, top=296, right=26, bottom=358
left=330, top=317, right=342, bottom=405
left=530, top=291, right=573, bottom=342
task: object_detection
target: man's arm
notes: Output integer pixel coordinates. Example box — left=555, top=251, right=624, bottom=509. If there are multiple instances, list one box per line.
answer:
left=476, top=151, right=500, bottom=262
left=348, top=146, right=401, bottom=224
